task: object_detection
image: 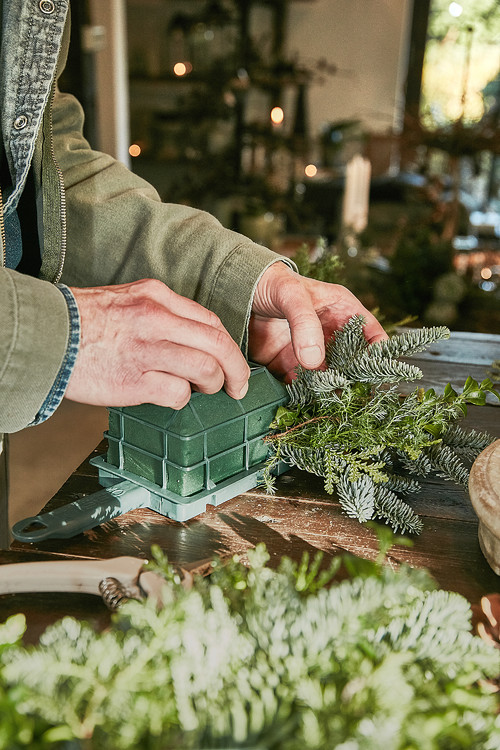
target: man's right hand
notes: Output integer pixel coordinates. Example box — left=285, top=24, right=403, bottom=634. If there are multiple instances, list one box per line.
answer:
left=64, top=279, right=250, bottom=409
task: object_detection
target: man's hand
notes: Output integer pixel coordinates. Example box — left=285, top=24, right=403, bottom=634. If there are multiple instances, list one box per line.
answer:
left=65, top=279, right=250, bottom=409
left=249, top=262, right=387, bottom=381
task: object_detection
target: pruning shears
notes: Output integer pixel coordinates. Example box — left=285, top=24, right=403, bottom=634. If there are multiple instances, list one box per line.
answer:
left=0, top=555, right=214, bottom=609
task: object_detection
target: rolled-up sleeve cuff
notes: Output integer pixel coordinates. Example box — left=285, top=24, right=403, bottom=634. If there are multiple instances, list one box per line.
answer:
left=29, top=284, right=81, bottom=426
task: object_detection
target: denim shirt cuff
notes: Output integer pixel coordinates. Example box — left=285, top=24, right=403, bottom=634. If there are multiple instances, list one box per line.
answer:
left=29, top=284, right=81, bottom=426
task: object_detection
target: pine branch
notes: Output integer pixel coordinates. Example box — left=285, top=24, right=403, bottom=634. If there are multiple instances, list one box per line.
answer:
left=373, top=326, right=450, bottom=359
left=343, top=354, right=423, bottom=384
left=325, top=315, right=368, bottom=370
left=425, top=444, right=470, bottom=486
left=278, top=443, right=337, bottom=479
left=286, top=374, right=317, bottom=407
left=374, top=486, right=424, bottom=535
left=264, top=415, right=340, bottom=443
left=383, top=473, right=421, bottom=496
left=2, top=543, right=499, bottom=749
left=264, top=317, right=496, bottom=535
left=302, top=367, right=352, bottom=394
left=336, top=473, right=376, bottom=523
left=395, top=450, right=433, bottom=477
left=442, top=424, right=494, bottom=452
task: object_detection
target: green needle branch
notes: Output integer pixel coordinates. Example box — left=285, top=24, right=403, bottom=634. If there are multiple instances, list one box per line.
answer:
left=263, top=316, right=499, bottom=534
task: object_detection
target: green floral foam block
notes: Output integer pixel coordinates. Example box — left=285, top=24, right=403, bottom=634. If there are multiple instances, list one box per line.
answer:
left=106, top=365, right=289, bottom=497
left=11, top=367, right=290, bottom=539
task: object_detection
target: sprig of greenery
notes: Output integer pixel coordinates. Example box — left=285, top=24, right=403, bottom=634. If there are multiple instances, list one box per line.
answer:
left=262, top=316, right=499, bottom=534
left=291, top=238, right=344, bottom=285
left=1, top=542, right=499, bottom=749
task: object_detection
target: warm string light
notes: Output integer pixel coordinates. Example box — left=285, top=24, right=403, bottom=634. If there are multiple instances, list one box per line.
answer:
left=129, top=144, right=141, bottom=157
left=270, top=106, right=284, bottom=126
left=173, top=61, right=193, bottom=77
left=304, top=164, right=317, bottom=178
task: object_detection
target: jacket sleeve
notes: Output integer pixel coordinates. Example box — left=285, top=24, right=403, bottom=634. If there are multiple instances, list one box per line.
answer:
left=0, top=268, right=70, bottom=433
left=54, top=90, right=288, bottom=350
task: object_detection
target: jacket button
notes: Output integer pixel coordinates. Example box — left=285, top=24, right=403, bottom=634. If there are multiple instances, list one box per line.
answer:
left=13, top=115, right=28, bottom=130
left=39, top=0, right=55, bottom=14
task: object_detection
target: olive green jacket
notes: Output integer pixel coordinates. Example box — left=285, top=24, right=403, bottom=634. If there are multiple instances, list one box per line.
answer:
left=0, top=11, right=284, bottom=434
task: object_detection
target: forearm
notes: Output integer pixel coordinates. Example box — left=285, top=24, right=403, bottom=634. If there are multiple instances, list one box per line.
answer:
left=53, top=91, right=286, bottom=349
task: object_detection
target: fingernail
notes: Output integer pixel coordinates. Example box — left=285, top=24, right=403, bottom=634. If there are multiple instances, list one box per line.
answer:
left=236, top=382, right=249, bottom=400
left=300, top=345, right=322, bottom=367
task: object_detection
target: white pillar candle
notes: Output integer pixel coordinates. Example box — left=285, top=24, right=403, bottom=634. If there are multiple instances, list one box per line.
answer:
left=342, top=155, right=371, bottom=234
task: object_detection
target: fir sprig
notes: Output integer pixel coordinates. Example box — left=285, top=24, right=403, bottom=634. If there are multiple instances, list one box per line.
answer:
left=291, top=237, right=344, bottom=285
left=263, top=316, right=499, bottom=534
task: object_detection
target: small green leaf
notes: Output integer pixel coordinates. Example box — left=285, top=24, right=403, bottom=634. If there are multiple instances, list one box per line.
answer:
left=462, top=376, right=478, bottom=395
left=465, top=393, right=487, bottom=406
left=443, top=383, right=457, bottom=401
left=270, top=406, right=297, bottom=428
left=480, top=378, right=500, bottom=401
left=423, top=423, right=442, bottom=438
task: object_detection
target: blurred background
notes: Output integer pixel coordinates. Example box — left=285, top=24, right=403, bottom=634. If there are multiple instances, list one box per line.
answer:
left=61, top=0, right=500, bottom=333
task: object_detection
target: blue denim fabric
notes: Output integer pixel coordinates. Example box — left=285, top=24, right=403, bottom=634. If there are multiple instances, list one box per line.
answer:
left=29, top=284, right=81, bottom=426
left=4, top=209, right=22, bottom=268
left=1, top=0, right=69, bottom=214
left=1, top=0, right=77, bottom=424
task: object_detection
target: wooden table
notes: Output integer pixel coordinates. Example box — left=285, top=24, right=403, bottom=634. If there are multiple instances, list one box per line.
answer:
left=1, top=330, right=499, bottom=641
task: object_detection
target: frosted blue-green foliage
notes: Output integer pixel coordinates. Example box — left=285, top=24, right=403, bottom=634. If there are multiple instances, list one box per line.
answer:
left=264, top=316, right=498, bottom=534
left=0, top=544, right=499, bottom=749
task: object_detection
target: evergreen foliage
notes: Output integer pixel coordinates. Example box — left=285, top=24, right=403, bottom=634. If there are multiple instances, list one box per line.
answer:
left=0, top=543, right=499, bottom=749
left=291, top=238, right=344, bottom=286
left=263, top=316, right=499, bottom=534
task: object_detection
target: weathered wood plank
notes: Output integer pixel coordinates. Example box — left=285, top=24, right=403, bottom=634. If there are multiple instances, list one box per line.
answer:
left=11, top=484, right=499, bottom=603
left=409, top=331, right=500, bottom=366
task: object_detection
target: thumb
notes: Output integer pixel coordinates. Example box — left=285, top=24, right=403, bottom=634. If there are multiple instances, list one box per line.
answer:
left=256, top=264, right=325, bottom=369
left=285, top=289, right=325, bottom=369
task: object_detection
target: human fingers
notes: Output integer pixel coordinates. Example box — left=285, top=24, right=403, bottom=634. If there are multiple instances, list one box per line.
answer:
left=250, top=266, right=387, bottom=380
left=303, top=277, right=387, bottom=342
left=253, top=263, right=325, bottom=369
left=298, top=275, right=388, bottom=344
left=121, top=280, right=251, bottom=395
left=132, top=370, right=193, bottom=410
left=65, top=280, right=250, bottom=407
left=297, top=281, right=387, bottom=341
left=138, top=339, right=245, bottom=399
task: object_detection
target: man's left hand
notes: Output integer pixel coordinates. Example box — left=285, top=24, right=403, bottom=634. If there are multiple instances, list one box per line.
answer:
left=249, top=262, right=387, bottom=381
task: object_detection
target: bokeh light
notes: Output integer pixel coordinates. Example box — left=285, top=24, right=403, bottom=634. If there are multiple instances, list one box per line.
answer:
left=448, top=2, right=463, bottom=17
left=270, top=106, right=284, bottom=125
left=173, top=61, right=192, bottom=76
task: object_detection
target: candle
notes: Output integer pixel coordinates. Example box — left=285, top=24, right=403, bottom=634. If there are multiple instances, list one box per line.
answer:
left=342, top=155, right=371, bottom=234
